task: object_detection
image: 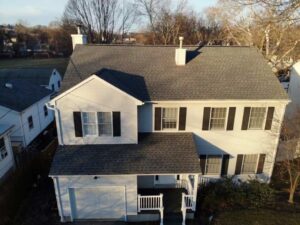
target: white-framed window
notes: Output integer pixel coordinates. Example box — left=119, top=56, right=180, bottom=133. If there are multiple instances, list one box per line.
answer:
left=210, top=107, right=227, bottom=130
left=205, top=155, right=222, bottom=175
left=248, top=107, right=266, bottom=130
left=82, top=112, right=112, bottom=137
left=241, top=154, right=258, bottom=174
left=0, top=137, right=8, bottom=161
left=97, top=112, right=112, bottom=136
left=162, top=108, right=178, bottom=130
left=28, top=116, right=34, bottom=130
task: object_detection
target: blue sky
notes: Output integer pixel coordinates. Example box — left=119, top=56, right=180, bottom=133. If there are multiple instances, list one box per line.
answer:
left=0, top=0, right=216, bottom=26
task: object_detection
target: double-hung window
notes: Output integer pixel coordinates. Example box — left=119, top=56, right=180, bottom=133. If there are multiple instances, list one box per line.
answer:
left=97, top=112, right=112, bottom=136
left=205, top=155, right=222, bottom=174
left=248, top=107, right=266, bottom=129
left=210, top=108, right=227, bottom=130
left=0, top=138, right=8, bottom=161
left=162, top=108, right=178, bottom=130
left=44, top=105, right=48, bottom=117
left=82, top=112, right=112, bottom=136
left=241, top=154, right=258, bottom=174
left=28, top=116, right=34, bottom=130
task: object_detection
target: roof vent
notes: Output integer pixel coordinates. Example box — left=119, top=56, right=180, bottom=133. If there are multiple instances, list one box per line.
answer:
left=5, top=83, right=13, bottom=89
left=175, top=36, right=187, bottom=66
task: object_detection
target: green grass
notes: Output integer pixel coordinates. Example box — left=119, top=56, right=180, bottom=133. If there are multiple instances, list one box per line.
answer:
left=0, top=58, right=69, bottom=76
left=212, top=209, right=300, bottom=225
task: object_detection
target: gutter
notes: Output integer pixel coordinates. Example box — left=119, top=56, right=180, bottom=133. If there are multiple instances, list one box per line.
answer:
left=46, top=102, right=64, bottom=145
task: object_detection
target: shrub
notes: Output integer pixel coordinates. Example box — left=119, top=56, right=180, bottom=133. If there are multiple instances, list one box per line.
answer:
left=198, top=177, right=274, bottom=213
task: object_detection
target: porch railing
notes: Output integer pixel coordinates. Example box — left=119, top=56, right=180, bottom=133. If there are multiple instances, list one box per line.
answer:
left=199, top=176, right=217, bottom=186
left=138, top=194, right=164, bottom=225
left=181, top=193, right=193, bottom=225
left=176, top=178, right=194, bottom=195
left=138, top=194, right=163, bottom=212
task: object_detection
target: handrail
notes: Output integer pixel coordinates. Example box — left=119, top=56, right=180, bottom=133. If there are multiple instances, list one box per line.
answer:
left=138, top=194, right=163, bottom=212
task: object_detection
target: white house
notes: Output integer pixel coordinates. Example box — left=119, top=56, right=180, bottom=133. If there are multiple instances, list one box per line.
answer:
left=48, top=35, right=289, bottom=224
left=0, top=124, right=14, bottom=181
left=0, top=68, right=62, bottom=92
left=285, top=61, right=300, bottom=117
left=0, top=77, right=54, bottom=148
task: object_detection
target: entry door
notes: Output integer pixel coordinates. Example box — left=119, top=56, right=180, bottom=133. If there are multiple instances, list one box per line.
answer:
left=69, top=186, right=125, bottom=220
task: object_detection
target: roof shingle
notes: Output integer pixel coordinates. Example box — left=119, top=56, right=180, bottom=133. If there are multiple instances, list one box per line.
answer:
left=49, top=133, right=201, bottom=175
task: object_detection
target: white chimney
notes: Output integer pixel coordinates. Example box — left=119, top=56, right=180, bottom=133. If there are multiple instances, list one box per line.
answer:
left=71, top=24, right=87, bottom=50
left=175, top=36, right=187, bottom=66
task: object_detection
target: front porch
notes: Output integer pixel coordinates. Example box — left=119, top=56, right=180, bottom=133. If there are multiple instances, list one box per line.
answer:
left=136, top=175, right=199, bottom=225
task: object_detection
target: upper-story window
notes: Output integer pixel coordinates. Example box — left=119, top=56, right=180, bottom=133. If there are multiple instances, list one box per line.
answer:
left=0, top=137, right=8, bottom=161
left=28, top=116, right=34, bottom=130
left=57, top=81, right=61, bottom=89
left=210, top=108, right=227, bottom=130
left=162, top=108, right=178, bottom=130
left=248, top=107, right=266, bottom=129
left=82, top=112, right=112, bottom=136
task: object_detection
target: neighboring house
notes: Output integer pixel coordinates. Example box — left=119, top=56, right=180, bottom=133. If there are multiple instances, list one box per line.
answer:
left=0, top=124, right=14, bottom=181
left=285, top=61, right=300, bottom=117
left=48, top=34, right=289, bottom=224
left=0, top=78, right=54, bottom=147
left=0, top=68, right=62, bottom=92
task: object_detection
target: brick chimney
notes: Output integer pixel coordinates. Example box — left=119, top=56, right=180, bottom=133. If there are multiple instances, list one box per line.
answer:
left=175, top=37, right=186, bottom=66
left=71, top=24, right=87, bottom=50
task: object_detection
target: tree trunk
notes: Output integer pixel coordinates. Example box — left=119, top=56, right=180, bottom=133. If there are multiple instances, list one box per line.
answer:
left=288, top=186, right=295, bottom=204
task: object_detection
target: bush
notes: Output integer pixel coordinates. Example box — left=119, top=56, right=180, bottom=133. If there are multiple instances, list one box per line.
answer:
left=198, top=177, right=274, bottom=213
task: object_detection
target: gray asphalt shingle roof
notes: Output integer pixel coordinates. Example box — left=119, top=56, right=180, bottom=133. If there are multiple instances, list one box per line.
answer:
left=0, top=78, right=52, bottom=112
left=62, top=45, right=288, bottom=101
left=0, top=68, right=55, bottom=87
left=49, top=133, right=201, bottom=175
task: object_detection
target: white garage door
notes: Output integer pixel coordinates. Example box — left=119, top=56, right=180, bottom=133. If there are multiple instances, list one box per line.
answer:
left=69, top=186, right=125, bottom=220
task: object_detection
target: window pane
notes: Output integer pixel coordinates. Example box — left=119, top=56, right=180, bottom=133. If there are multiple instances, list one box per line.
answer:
left=162, top=108, right=178, bottom=129
left=249, top=107, right=266, bottom=129
left=83, top=124, right=97, bottom=135
left=0, top=138, right=7, bottom=160
left=82, top=112, right=96, bottom=124
left=206, top=155, right=222, bottom=174
left=210, top=108, right=226, bottom=130
left=242, top=154, right=258, bottom=173
left=97, top=112, right=112, bottom=136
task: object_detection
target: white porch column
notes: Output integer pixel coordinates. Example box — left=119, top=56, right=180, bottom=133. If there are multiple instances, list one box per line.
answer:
left=160, top=193, right=164, bottom=225
left=192, top=174, right=199, bottom=211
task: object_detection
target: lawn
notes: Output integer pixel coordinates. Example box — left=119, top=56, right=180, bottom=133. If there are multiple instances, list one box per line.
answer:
left=0, top=58, right=69, bottom=75
left=212, top=209, right=300, bottom=225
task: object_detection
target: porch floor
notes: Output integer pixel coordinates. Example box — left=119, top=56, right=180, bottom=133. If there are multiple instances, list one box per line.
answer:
left=138, top=188, right=187, bottom=213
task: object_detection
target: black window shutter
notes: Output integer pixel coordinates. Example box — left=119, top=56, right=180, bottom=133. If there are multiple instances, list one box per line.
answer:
left=202, top=107, right=211, bottom=130
left=265, top=107, right=275, bottom=130
left=235, top=154, right=244, bottom=175
left=113, top=112, right=121, bottom=137
left=257, top=154, right=266, bottom=174
left=179, top=107, right=187, bottom=131
left=221, top=154, right=230, bottom=176
left=241, top=107, right=251, bottom=130
left=226, top=107, right=236, bottom=131
left=154, top=107, right=162, bottom=131
left=200, top=155, right=207, bottom=175
left=73, top=112, right=83, bottom=137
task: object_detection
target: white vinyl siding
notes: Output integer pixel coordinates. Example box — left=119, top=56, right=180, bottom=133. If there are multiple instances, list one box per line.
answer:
left=82, top=112, right=112, bottom=137
left=210, top=108, right=227, bottom=130
left=241, top=154, right=258, bottom=174
left=205, top=155, right=222, bottom=174
left=248, top=107, right=266, bottom=130
left=162, top=108, right=178, bottom=130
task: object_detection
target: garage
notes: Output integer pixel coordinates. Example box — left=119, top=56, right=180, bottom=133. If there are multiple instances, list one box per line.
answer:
left=69, top=186, right=126, bottom=220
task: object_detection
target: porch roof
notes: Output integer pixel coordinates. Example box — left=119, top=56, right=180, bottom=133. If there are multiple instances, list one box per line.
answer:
left=49, top=133, right=201, bottom=176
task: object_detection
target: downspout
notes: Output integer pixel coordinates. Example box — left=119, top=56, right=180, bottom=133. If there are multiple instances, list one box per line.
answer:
left=52, top=176, right=65, bottom=222
left=46, top=103, right=64, bottom=145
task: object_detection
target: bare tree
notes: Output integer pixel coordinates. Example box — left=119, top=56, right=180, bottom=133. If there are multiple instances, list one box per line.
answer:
left=277, top=110, right=300, bottom=204
left=63, top=0, right=137, bottom=43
